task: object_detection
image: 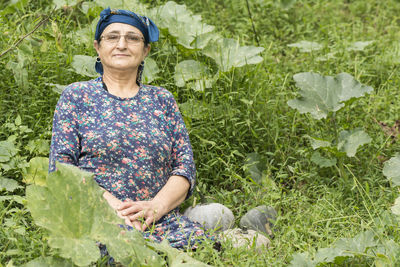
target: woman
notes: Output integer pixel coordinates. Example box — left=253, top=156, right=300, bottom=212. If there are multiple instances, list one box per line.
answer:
left=49, top=7, right=209, bottom=249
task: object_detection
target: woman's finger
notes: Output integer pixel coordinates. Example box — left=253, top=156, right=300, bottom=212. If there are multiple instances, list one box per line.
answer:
left=119, top=204, right=142, bottom=216
left=128, top=210, right=147, bottom=221
left=142, top=216, right=154, bottom=231
left=132, top=220, right=142, bottom=231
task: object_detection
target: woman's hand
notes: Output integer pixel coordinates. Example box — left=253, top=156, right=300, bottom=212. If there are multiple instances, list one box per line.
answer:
left=117, top=199, right=167, bottom=231
left=102, top=191, right=137, bottom=228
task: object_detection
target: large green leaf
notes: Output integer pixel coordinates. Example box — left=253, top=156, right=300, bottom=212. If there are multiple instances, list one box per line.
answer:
left=287, top=41, right=322, bottom=52
left=203, top=38, right=264, bottom=72
left=71, top=55, right=98, bottom=78
left=347, top=41, right=374, bottom=51
left=22, top=256, right=74, bottom=267
left=305, top=136, right=331, bottom=150
left=174, top=60, right=209, bottom=87
left=53, top=0, right=81, bottom=9
left=0, top=140, right=18, bottom=163
left=244, top=152, right=266, bottom=184
left=287, top=72, right=373, bottom=119
left=151, top=1, right=215, bottom=49
left=290, top=231, right=378, bottom=266
left=94, top=0, right=146, bottom=13
left=152, top=240, right=210, bottom=266
left=26, top=163, right=122, bottom=266
left=383, top=155, right=400, bottom=186
left=391, top=196, right=400, bottom=216
left=98, top=228, right=165, bottom=266
left=337, top=129, right=371, bottom=157
left=310, top=151, right=336, bottom=168
left=0, top=177, right=21, bottom=192
left=143, top=57, right=160, bottom=84
left=179, top=100, right=208, bottom=120
left=23, top=157, right=48, bottom=186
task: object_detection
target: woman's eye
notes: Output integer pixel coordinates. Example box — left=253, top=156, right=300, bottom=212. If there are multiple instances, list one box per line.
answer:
left=127, top=35, right=141, bottom=42
left=107, top=35, right=119, bottom=40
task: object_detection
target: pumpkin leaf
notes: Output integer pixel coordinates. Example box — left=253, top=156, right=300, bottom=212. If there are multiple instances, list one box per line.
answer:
left=244, top=152, right=265, bottom=184
left=337, top=129, right=371, bottom=157
left=305, top=135, right=331, bottom=150
left=22, top=256, right=74, bottom=267
left=0, top=195, right=25, bottom=205
left=287, top=72, right=373, bottom=120
left=151, top=1, right=215, bottom=49
left=275, top=0, right=297, bottom=9
left=94, top=0, right=146, bottom=13
left=71, top=55, right=98, bottom=78
left=391, top=197, right=400, bottom=216
left=202, top=38, right=264, bottom=72
left=179, top=100, right=208, bottom=120
left=0, top=141, right=18, bottom=163
left=143, top=57, right=160, bottom=84
left=311, top=151, right=336, bottom=168
left=347, top=41, right=374, bottom=51
left=45, top=83, right=67, bottom=94
left=26, top=163, right=120, bottom=266
left=152, top=240, right=210, bottom=266
left=174, top=60, right=209, bottom=87
left=23, top=157, right=48, bottom=186
left=26, top=163, right=168, bottom=266
left=0, top=177, right=21, bottom=192
left=287, top=41, right=322, bottom=52
left=99, top=228, right=165, bottom=267
left=53, top=0, right=81, bottom=9
left=383, top=155, right=400, bottom=186
left=289, top=252, right=316, bottom=267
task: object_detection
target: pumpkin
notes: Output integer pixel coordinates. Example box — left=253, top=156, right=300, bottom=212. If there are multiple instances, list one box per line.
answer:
left=183, top=203, right=234, bottom=232
left=239, top=205, right=277, bottom=236
left=221, top=228, right=270, bottom=250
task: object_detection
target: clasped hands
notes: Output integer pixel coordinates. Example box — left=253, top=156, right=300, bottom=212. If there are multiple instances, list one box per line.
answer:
left=103, top=191, right=167, bottom=231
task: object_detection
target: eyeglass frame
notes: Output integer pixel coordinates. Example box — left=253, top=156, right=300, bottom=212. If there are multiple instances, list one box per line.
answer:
left=99, top=33, right=145, bottom=45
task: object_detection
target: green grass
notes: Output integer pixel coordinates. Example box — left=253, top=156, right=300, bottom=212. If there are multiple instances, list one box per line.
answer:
left=1, top=0, right=400, bottom=266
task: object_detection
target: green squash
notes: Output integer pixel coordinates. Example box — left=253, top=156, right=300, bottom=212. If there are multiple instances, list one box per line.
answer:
left=184, top=203, right=235, bottom=232
left=239, top=205, right=277, bottom=236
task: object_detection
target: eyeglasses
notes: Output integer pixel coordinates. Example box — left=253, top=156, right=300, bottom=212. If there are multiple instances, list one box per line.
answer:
left=100, top=33, right=145, bottom=44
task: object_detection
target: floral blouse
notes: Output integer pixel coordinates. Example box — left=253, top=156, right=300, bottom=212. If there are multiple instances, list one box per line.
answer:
left=49, top=77, right=206, bottom=248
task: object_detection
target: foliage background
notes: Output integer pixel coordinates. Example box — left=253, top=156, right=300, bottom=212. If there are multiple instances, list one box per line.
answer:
left=1, top=0, right=400, bottom=266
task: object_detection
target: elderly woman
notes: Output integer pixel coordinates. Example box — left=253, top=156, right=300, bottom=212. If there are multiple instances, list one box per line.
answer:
left=49, top=7, right=209, bottom=249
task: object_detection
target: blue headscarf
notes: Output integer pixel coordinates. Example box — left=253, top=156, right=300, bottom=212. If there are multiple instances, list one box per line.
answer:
left=94, top=7, right=159, bottom=78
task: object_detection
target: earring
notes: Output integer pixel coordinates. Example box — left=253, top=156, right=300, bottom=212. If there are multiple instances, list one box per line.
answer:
left=96, top=57, right=101, bottom=62
left=136, top=61, right=145, bottom=84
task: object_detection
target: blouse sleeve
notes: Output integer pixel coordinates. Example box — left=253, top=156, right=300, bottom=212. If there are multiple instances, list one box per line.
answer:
left=165, top=92, right=196, bottom=199
left=49, top=86, right=81, bottom=172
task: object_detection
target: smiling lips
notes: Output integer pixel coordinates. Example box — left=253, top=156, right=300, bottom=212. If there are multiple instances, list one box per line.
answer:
left=113, top=54, right=130, bottom=57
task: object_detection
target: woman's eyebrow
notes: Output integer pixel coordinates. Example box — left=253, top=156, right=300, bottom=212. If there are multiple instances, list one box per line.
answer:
left=106, top=30, right=140, bottom=35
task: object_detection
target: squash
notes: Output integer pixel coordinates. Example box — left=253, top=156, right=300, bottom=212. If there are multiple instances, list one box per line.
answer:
left=221, top=228, right=270, bottom=250
left=183, top=203, right=234, bottom=232
left=239, top=205, right=277, bottom=236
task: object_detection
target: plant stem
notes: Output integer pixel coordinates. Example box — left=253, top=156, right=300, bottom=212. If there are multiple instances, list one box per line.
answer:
left=0, top=14, right=51, bottom=58
left=245, top=0, right=260, bottom=46
left=332, top=113, right=347, bottom=179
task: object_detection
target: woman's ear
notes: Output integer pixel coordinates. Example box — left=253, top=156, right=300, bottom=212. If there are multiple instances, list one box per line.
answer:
left=94, top=40, right=100, bottom=54
left=144, top=44, right=151, bottom=58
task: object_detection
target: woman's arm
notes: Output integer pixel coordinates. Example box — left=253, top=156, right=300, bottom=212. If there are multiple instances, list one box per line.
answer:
left=49, top=86, right=81, bottom=172
left=117, top=175, right=190, bottom=231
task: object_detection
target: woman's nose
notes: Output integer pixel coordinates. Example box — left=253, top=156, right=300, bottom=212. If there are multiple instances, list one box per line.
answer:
left=116, top=36, right=128, bottom=48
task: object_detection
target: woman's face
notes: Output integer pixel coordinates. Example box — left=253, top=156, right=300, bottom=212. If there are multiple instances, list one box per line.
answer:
left=94, top=23, right=150, bottom=75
